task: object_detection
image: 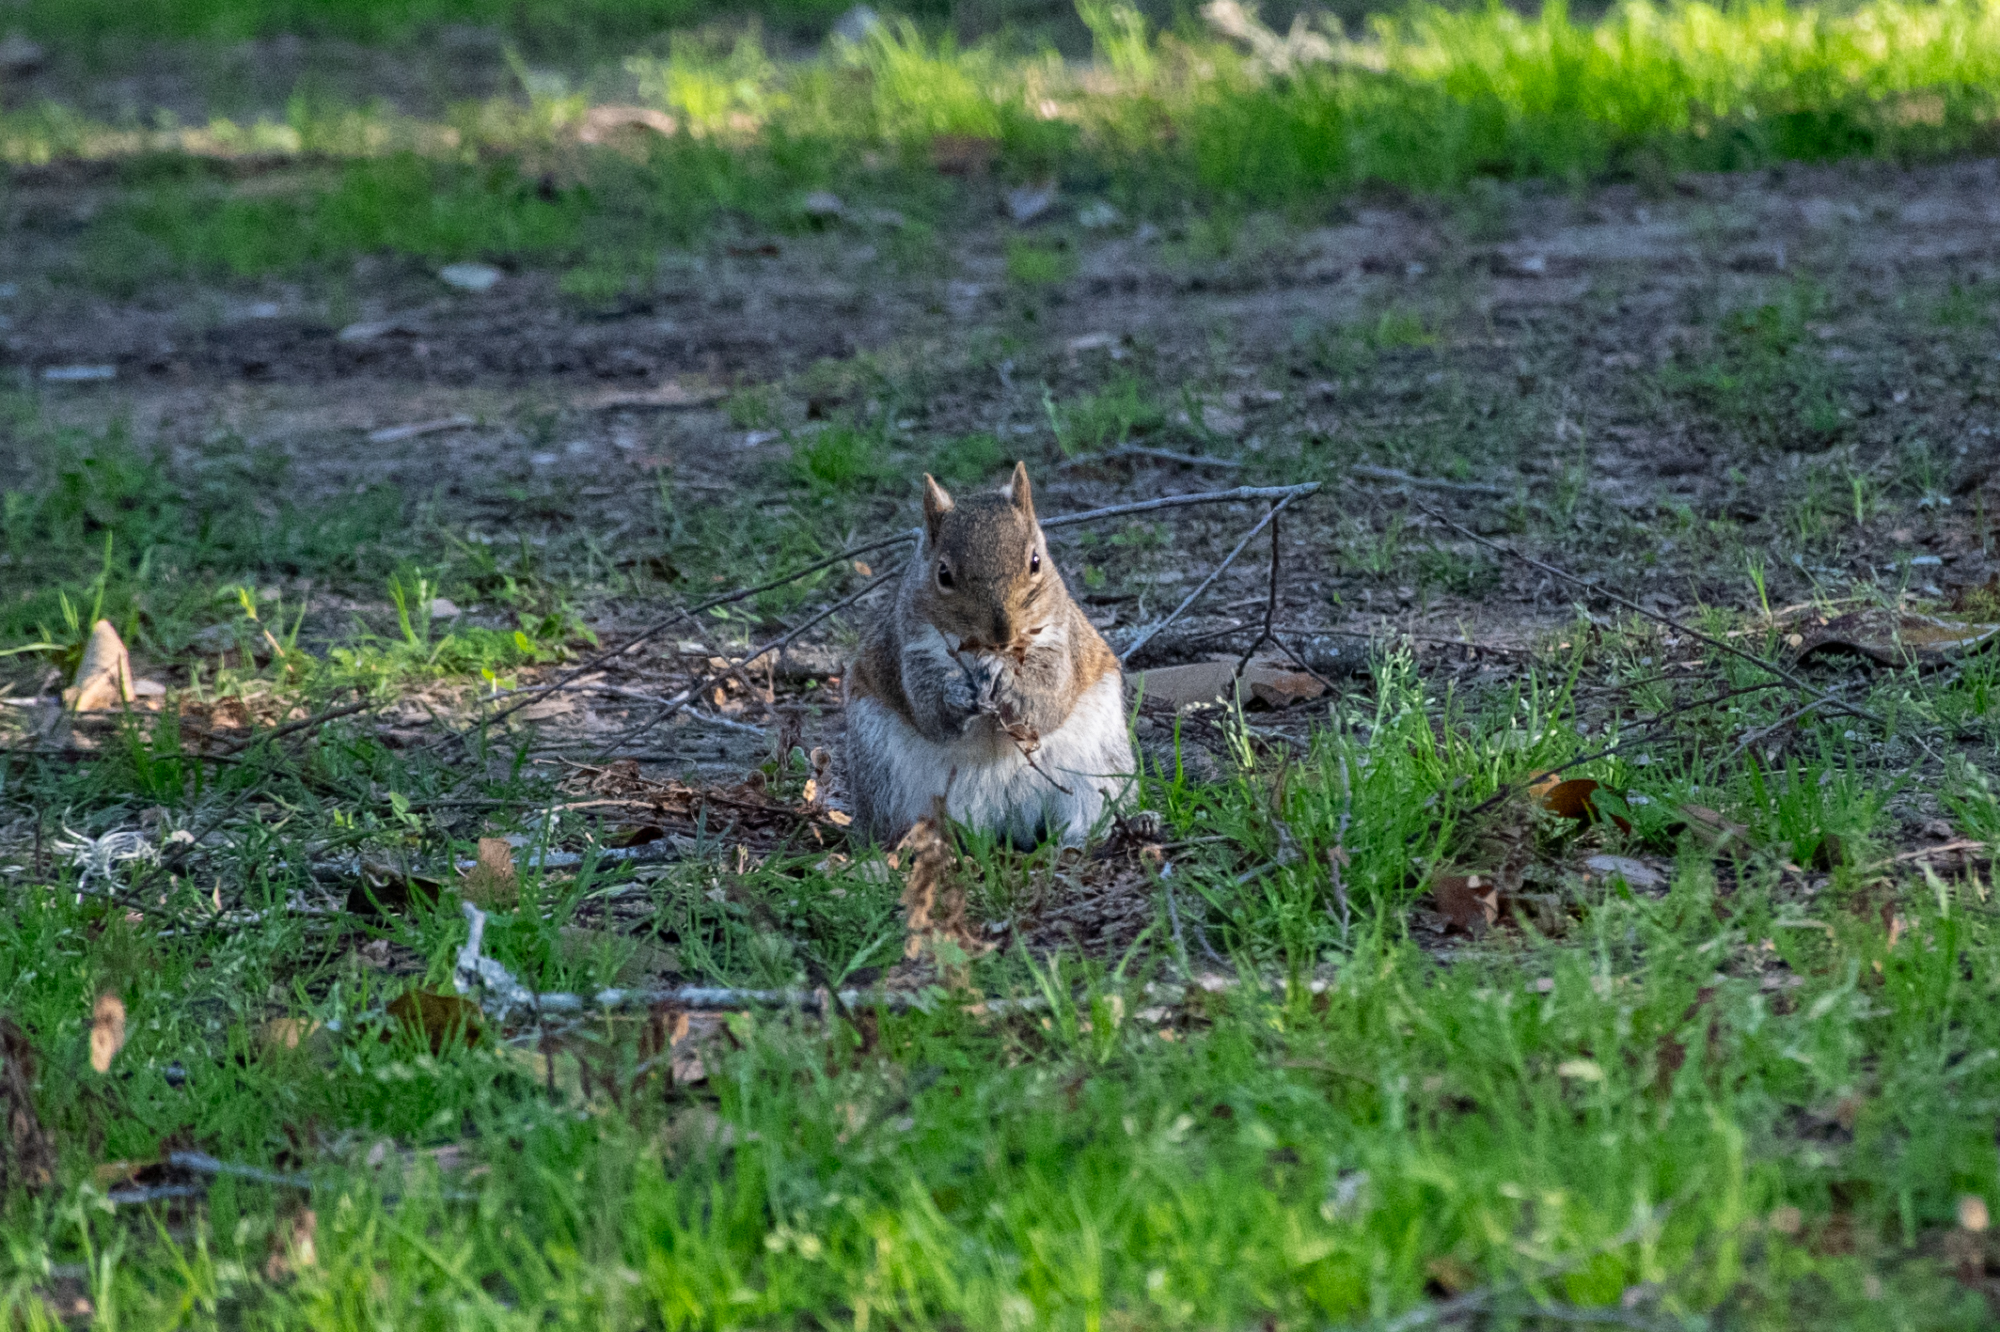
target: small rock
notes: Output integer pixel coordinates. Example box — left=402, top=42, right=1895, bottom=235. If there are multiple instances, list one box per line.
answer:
left=247, top=301, right=282, bottom=319
left=41, top=365, right=116, bottom=383
left=803, top=191, right=845, bottom=220
left=438, top=262, right=503, bottom=292
left=427, top=598, right=461, bottom=619
left=1583, top=855, right=1665, bottom=890
left=366, top=415, right=476, bottom=445
left=830, top=4, right=881, bottom=42
left=336, top=318, right=416, bottom=343
left=1006, top=183, right=1057, bottom=225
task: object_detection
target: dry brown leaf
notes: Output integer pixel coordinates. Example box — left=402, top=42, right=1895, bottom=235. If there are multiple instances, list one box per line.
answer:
left=387, top=989, right=482, bottom=1055
left=1430, top=873, right=1499, bottom=935
left=89, top=994, right=126, bottom=1074
left=898, top=806, right=990, bottom=966
left=1537, top=778, right=1633, bottom=833
left=575, top=103, right=677, bottom=144
left=1424, top=1255, right=1480, bottom=1295
left=1794, top=609, right=1999, bottom=667
left=1130, top=656, right=1325, bottom=711
left=264, top=1207, right=318, bottom=1282
left=459, top=837, right=519, bottom=908
left=260, top=1018, right=325, bottom=1053
left=606, top=823, right=668, bottom=849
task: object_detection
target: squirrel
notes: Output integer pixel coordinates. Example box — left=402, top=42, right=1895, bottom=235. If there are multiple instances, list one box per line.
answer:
left=843, top=462, right=1134, bottom=846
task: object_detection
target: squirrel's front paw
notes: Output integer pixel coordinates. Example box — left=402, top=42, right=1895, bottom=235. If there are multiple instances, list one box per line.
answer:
left=940, top=671, right=982, bottom=728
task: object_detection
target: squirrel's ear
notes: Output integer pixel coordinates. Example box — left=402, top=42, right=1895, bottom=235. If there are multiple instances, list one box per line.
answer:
left=1007, top=461, right=1035, bottom=522
left=922, top=474, right=954, bottom=540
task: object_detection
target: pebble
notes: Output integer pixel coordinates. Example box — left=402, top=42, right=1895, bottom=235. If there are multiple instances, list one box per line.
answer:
left=438, top=262, right=504, bottom=292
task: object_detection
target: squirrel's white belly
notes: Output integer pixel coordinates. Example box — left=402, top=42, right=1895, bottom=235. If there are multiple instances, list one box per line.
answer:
left=846, top=673, right=1133, bottom=844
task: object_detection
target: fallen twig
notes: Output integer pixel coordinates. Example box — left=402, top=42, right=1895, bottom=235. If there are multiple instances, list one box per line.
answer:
left=594, top=568, right=898, bottom=757
left=1044, top=482, right=1319, bottom=533
left=1412, top=501, right=1885, bottom=727
left=215, top=696, right=370, bottom=756
left=1720, top=698, right=1829, bottom=766
left=451, top=902, right=1041, bottom=1019
left=1122, top=490, right=1313, bottom=664
left=437, top=483, right=1323, bottom=756
left=1235, top=501, right=1285, bottom=676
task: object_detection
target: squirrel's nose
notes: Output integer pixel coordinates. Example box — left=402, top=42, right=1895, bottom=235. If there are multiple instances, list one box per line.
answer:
left=991, top=610, right=1012, bottom=645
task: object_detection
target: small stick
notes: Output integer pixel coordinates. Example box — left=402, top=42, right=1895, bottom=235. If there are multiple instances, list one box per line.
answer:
left=1234, top=502, right=1284, bottom=677
left=438, top=482, right=1323, bottom=754
left=215, top=696, right=369, bottom=756
left=1043, top=482, right=1318, bottom=533
left=1455, top=679, right=1793, bottom=823
left=1412, top=501, right=1884, bottom=726
left=595, top=569, right=898, bottom=757
left=1721, top=697, right=1829, bottom=767
left=1122, top=491, right=1308, bottom=664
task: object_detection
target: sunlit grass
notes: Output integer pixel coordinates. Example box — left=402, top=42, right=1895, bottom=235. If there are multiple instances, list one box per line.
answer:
left=8, top=0, right=2000, bottom=223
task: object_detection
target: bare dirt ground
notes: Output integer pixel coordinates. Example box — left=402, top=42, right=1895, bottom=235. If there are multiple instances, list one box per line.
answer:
left=7, top=151, right=1999, bottom=805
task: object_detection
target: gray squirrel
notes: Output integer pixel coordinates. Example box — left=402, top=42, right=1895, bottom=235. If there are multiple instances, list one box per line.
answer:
left=843, top=463, right=1133, bottom=844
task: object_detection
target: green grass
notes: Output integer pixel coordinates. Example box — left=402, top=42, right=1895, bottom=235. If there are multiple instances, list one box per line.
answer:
left=19, top=0, right=2000, bottom=290
left=5, top=356, right=2000, bottom=1324
left=6, top=633, right=2000, bottom=1326
left=5, top=0, right=866, bottom=53
left=1661, top=282, right=1851, bottom=456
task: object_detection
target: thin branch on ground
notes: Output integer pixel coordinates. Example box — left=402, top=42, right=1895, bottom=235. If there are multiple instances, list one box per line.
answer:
left=452, top=902, right=1040, bottom=1018
left=215, top=694, right=370, bottom=756
left=1379, top=1208, right=1672, bottom=1332
left=434, top=482, right=1322, bottom=757
left=1721, top=697, right=1830, bottom=767
left=1041, top=482, right=1320, bottom=532
left=593, top=568, right=898, bottom=758
left=1455, top=679, right=1801, bottom=823
left=1122, top=490, right=1313, bottom=664
left=1411, top=500, right=1885, bottom=726
left=1233, top=501, right=1284, bottom=677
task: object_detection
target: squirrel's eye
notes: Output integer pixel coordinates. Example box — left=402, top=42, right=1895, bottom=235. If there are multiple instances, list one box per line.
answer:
left=1029, top=550, right=1041, bottom=575
left=936, top=562, right=955, bottom=590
